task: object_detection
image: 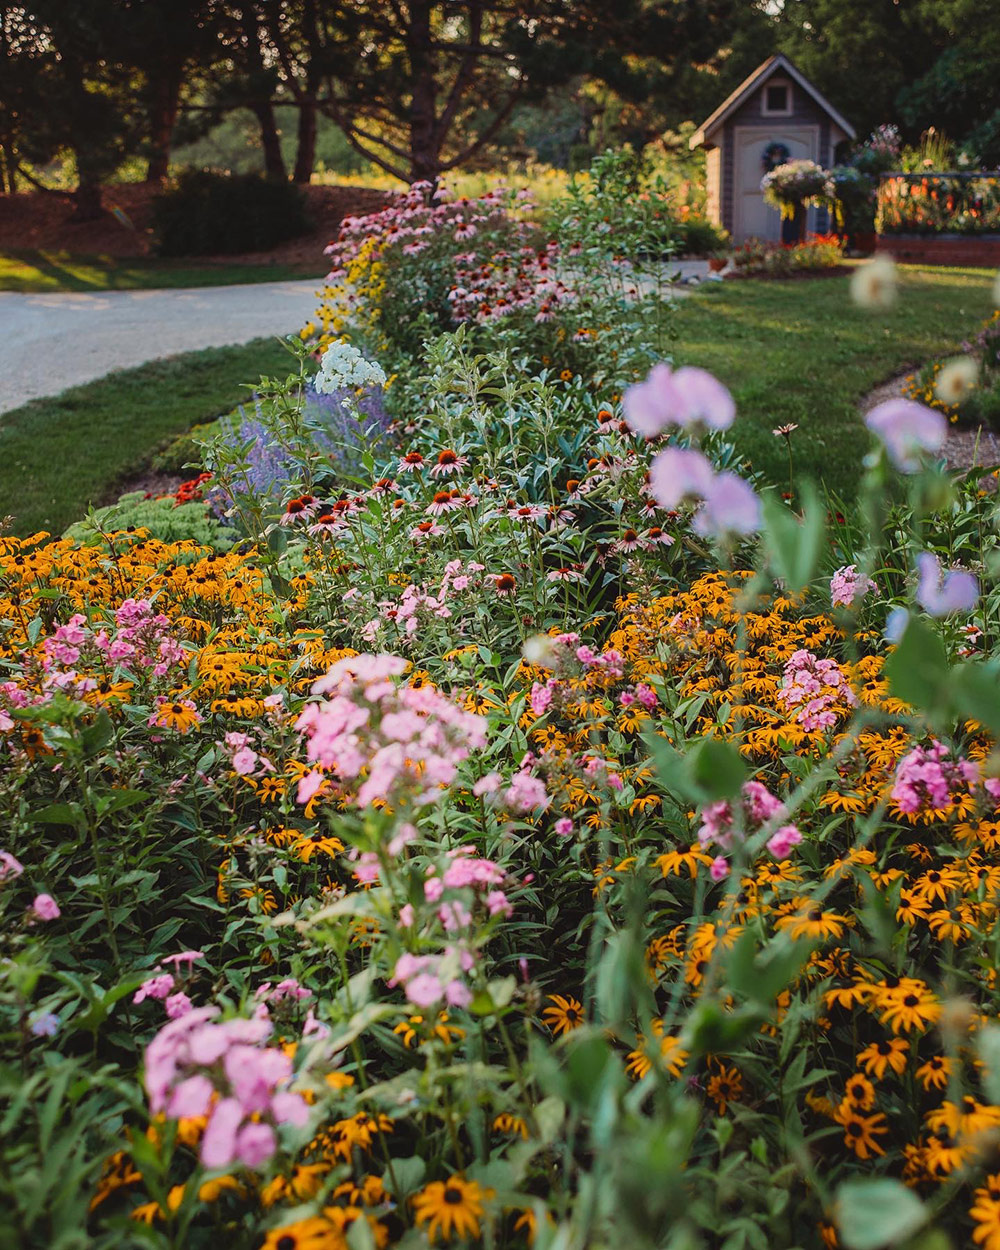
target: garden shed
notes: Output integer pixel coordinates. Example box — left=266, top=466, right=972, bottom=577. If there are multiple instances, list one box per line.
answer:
left=690, top=55, right=855, bottom=243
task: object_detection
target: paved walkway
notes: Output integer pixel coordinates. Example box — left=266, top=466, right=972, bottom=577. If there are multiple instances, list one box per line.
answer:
left=0, top=261, right=713, bottom=416
left=0, top=279, right=322, bottom=415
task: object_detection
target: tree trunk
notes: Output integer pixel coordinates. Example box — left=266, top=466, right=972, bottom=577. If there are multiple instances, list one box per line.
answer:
left=252, top=101, right=287, bottom=181
left=71, top=179, right=104, bottom=222
left=146, top=74, right=181, bottom=184
left=293, top=98, right=316, bottom=184
left=407, top=0, right=440, bottom=186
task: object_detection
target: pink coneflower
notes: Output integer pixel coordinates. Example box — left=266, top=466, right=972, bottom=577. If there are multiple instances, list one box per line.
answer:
left=279, top=496, right=315, bottom=525
left=426, top=490, right=462, bottom=516
left=430, top=448, right=469, bottom=478
left=546, top=505, right=574, bottom=526
left=307, top=510, right=341, bottom=536
left=547, top=566, right=584, bottom=582
left=617, top=528, right=642, bottom=553
left=368, top=477, right=396, bottom=495
left=596, top=409, right=617, bottom=433
left=513, top=504, right=545, bottom=522
left=492, top=573, right=517, bottom=596
left=645, top=526, right=675, bottom=547
left=410, top=520, right=444, bottom=541
left=398, top=451, right=426, bottom=473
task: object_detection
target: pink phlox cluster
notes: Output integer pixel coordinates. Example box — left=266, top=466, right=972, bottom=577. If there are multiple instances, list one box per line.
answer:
left=891, top=740, right=979, bottom=814
left=134, top=950, right=204, bottom=1009
left=865, top=399, right=946, bottom=473
left=776, top=650, right=857, bottom=731
left=222, top=731, right=274, bottom=778
left=98, top=599, right=185, bottom=676
left=698, top=780, right=796, bottom=861
left=362, top=567, right=484, bottom=644
left=143, top=1007, right=310, bottom=1171
left=0, top=849, right=25, bottom=882
left=390, top=948, right=475, bottom=1010
left=25, top=600, right=185, bottom=702
left=0, top=682, right=30, bottom=732
left=503, top=769, right=551, bottom=814
left=830, top=565, right=876, bottom=609
left=30, top=892, right=60, bottom=921
left=295, top=654, right=487, bottom=809
left=649, top=446, right=761, bottom=539
left=623, top=362, right=736, bottom=437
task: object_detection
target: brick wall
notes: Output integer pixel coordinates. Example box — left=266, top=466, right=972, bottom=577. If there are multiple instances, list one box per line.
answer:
left=876, top=235, right=1000, bottom=266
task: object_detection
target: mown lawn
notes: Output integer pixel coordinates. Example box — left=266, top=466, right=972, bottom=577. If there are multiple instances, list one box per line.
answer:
left=672, top=265, right=997, bottom=498
left=0, top=338, right=294, bottom=536
left=0, top=250, right=322, bottom=292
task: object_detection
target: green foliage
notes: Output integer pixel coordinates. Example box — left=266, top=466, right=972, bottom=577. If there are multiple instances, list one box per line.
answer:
left=151, top=171, right=312, bottom=257
left=63, top=492, right=234, bottom=550
left=151, top=420, right=223, bottom=474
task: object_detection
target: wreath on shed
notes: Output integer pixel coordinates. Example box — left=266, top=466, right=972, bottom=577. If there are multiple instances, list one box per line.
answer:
left=762, top=141, right=791, bottom=174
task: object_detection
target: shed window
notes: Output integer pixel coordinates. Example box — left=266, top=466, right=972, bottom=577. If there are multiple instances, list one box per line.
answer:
left=763, top=82, right=791, bottom=115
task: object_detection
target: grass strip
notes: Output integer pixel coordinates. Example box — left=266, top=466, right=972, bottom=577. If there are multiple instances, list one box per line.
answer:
left=672, top=265, right=997, bottom=498
left=0, top=338, right=294, bottom=536
left=0, top=250, right=323, bottom=293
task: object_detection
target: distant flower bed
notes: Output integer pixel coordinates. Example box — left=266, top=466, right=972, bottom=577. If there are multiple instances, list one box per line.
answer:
left=877, top=174, right=1000, bottom=235
left=731, top=234, right=844, bottom=278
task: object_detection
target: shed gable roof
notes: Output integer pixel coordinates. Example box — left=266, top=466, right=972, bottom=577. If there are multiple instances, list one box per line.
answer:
left=689, top=54, right=856, bottom=148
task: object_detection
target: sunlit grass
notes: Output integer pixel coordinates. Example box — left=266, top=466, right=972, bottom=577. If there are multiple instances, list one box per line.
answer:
left=0, top=338, right=294, bottom=536
left=673, top=264, right=997, bottom=497
left=0, top=250, right=322, bottom=293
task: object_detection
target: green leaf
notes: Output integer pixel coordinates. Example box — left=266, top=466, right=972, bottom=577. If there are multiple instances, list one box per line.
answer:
left=29, top=802, right=81, bottom=827
left=689, top=738, right=746, bottom=800
left=979, top=1025, right=1000, bottom=1105
left=883, top=617, right=950, bottom=713
left=722, top=929, right=813, bottom=1007
left=384, top=1156, right=425, bottom=1200
left=835, top=1178, right=927, bottom=1249
left=762, top=481, right=826, bottom=591
left=952, top=659, right=1000, bottom=735
left=643, top=733, right=745, bottom=805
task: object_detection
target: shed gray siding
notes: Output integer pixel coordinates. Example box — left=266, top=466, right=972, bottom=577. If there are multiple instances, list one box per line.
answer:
left=719, top=85, right=831, bottom=236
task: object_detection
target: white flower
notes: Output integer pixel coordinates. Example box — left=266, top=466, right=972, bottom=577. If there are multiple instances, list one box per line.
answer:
left=935, top=357, right=978, bottom=406
left=850, top=255, right=897, bottom=310
left=315, top=340, right=386, bottom=393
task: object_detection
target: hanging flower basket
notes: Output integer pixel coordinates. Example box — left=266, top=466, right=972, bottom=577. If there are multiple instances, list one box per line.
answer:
left=761, top=159, right=828, bottom=221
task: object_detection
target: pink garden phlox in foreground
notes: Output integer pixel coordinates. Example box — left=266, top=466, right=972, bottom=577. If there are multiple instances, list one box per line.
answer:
left=697, top=780, right=793, bottom=854
left=830, top=564, right=876, bottom=609
left=623, top=363, right=736, bottom=437
left=649, top=447, right=761, bottom=539
left=295, top=653, right=488, bottom=809
left=865, top=398, right=946, bottom=472
left=891, top=740, right=980, bottom=814
left=143, top=1007, right=310, bottom=1171
left=915, top=551, right=978, bottom=616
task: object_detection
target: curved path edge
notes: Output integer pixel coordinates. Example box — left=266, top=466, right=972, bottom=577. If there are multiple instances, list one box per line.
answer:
left=0, top=278, right=323, bottom=416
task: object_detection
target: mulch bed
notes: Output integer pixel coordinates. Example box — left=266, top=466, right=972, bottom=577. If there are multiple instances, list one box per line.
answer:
left=859, top=370, right=1000, bottom=474
left=0, top=183, right=391, bottom=266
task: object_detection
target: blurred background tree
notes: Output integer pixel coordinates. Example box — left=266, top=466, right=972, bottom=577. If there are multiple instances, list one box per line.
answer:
left=2, top=0, right=1000, bottom=216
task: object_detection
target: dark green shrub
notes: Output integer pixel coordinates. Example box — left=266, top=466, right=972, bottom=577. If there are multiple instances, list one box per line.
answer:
left=151, top=171, right=312, bottom=257
left=679, top=216, right=729, bottom=255
left=151, top=418, right=222, bottom=473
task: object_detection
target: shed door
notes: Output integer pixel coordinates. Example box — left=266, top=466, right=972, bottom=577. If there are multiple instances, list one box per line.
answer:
left=734, top=126, right=819, bottom=243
